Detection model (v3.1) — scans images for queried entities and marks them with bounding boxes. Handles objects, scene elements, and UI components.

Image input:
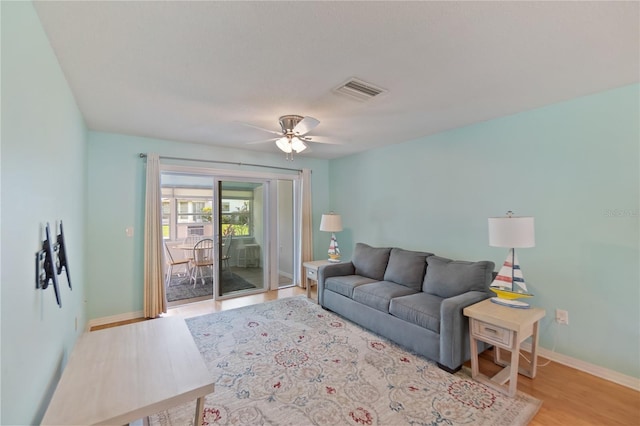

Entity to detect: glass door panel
[277,180,295,287]
[161,172,215,306]
[217,180,266,297]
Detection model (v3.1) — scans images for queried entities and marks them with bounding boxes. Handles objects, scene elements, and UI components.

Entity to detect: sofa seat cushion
[389,293,444,334]
[352,243,392,281]
[383,248,434,290]
[352,281,418,313]
[324,275,378,299]
[423,256,495,299]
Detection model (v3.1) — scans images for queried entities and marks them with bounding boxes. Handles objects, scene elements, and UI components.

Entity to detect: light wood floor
[94,287,640,425]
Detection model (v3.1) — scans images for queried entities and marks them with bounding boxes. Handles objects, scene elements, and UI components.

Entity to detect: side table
[463,299,545,397]
[237,243,260,267]
[303,260,334,302]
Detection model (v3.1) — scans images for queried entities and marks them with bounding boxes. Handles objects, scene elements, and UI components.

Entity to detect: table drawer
[472,319,513,347]
[306,268,318,280]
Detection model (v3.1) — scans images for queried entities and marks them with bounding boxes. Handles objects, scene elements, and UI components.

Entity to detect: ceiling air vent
[334,78,386,102]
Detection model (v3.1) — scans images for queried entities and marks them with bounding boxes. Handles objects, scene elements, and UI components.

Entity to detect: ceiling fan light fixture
[275,137,292,153]
[279,115,304,133]
[291,137,307,153]
[242,114,336,160]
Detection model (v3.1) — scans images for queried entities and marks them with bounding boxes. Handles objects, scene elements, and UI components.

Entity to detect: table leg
[194,396,206,426]
[523,320,540,378]
[494,345,502,365]
[469,334,479,378]
[508,333,520,397]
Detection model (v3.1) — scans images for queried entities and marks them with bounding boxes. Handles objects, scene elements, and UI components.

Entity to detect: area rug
[167,273,256,302]
[149,296,541,425]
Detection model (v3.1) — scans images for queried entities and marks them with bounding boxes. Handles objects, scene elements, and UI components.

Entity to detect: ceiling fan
[244,115,337,160]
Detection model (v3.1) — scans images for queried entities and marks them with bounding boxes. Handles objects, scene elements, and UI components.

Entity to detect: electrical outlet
[556,309,569,325]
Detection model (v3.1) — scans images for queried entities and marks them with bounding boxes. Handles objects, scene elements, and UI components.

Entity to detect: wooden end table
[463,299,546,397]
[303,260,334,301]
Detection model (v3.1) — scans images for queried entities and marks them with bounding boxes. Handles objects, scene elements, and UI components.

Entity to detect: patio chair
[180,235,203,261]
[221,233,233,273]
[164,241,190,287]
[191,238,214,287]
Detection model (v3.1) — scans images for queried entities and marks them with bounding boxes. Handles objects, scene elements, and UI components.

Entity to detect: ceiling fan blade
[236,121,282,136]
[293,116,320,136]
[246,137,280,145]
[302,135,342,145]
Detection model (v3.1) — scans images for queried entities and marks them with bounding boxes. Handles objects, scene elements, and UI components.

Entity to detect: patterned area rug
[149,297,541,425]
[167,273,256,302]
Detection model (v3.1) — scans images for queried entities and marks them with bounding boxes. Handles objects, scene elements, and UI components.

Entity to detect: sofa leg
[437,362,461,374]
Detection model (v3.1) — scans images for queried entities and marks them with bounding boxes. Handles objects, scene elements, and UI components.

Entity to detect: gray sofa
[317,243,495,372]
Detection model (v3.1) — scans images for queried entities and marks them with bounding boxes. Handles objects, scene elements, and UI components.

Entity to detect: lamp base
[490,297,530,309]
[327,258,341,263]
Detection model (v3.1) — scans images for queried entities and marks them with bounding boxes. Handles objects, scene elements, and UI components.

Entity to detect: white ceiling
[33,1,639,159]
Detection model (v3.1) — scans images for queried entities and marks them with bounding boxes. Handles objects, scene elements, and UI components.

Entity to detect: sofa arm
[439,291,492,371]
[317,262,355,306]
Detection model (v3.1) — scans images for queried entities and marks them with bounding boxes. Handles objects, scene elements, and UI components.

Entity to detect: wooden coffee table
[42,317,214,425]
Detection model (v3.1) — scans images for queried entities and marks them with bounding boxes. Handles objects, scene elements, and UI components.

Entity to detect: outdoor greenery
[222,201,250,236]
[163,224,247,239]
[162,200,251,238]
[201,206,212,222]
[223,223,249,236]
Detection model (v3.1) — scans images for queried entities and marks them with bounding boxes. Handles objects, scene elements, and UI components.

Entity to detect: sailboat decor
[488,211,535,309]
[328,233,341,262]
[320,212,343,262]
[490,248,533,308]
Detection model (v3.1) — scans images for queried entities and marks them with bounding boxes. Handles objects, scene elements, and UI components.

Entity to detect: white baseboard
[279,271,293,279]
[86,310,144,332]
[521,342,640,391]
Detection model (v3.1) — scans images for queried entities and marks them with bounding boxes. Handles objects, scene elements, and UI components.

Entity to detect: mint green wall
[2,7,636,426]
[1,2,88,424]
[86,132,330,319]
[330,84,640,378]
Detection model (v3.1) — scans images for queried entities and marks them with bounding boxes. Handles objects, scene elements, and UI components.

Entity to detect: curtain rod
[139,153,302,172]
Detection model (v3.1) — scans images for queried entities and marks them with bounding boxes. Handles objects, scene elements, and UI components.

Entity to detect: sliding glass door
[160,166,301,305]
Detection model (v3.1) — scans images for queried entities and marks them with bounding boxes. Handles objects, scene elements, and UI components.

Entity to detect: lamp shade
[488,216,535,248]
[320,213,343,232]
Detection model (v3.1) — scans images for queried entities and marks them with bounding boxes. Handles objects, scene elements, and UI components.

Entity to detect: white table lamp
[488,211,535,308]
[320,213,343,262]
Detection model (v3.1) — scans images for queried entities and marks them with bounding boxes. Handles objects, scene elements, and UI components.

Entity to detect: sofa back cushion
[352,243,392,281]
[383,248,434,290]
[423,256,495,298]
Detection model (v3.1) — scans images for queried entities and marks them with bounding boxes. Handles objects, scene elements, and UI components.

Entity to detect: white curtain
[143,153,166,318]
[299,168,313,288]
